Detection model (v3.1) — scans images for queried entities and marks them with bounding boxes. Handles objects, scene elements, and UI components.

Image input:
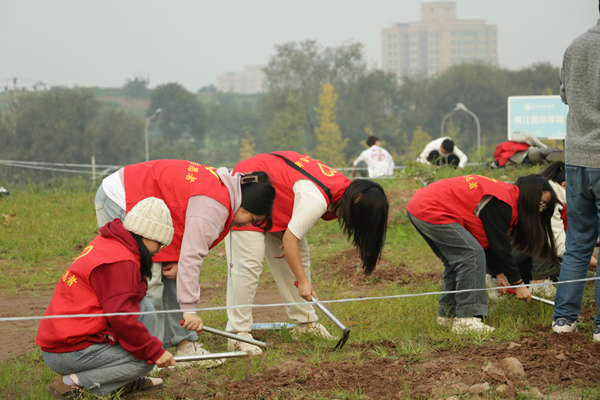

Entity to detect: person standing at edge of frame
[551,1,600,341]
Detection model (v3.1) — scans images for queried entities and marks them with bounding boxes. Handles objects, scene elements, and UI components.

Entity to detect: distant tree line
[0,39,560,175]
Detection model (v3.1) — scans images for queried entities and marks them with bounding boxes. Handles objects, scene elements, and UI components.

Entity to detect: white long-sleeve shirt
[352,145,395,178]
[417,137,468,169]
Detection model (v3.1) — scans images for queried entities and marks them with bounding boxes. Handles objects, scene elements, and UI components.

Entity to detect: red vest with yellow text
[35,235,139,349]
[407,175,519,249]
[233,152,350,232]
[124,160,234,261]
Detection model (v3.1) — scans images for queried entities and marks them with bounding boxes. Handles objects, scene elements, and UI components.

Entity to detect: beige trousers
[225,230,318,333]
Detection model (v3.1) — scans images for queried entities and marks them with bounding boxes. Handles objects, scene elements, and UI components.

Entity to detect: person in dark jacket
[37,197,176,399]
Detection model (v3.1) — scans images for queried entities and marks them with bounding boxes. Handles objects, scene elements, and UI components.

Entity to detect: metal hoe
[294,281,350,350]
[180,320,271,366]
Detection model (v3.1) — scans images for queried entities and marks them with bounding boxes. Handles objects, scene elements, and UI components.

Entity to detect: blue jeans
[42,298,156,397]
[94,185,197,347]
[407,211,488,318]
[553,166,600,326]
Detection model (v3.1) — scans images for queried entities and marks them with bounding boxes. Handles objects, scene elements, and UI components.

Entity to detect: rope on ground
[1,277,597,323]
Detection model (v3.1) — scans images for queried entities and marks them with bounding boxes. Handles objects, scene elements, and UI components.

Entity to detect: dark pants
[427,151,459,167]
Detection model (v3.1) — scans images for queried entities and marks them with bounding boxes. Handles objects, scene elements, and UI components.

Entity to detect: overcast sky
[0,1,595,92]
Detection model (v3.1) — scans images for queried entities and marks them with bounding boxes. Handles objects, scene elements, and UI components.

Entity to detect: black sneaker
[116,376,163,395]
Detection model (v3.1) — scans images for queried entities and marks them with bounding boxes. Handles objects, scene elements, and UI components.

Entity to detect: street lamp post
[440,102,481,160]
[145,108,162,162]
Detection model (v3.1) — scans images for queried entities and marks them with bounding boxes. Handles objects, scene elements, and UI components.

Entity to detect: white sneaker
[485,274,502,300]
[175,341,225,369]
[452,317,495,334]
[529,279,556,298]
[291,322,336,340]
[227,332,263,356]
[552,318,577,333]
[437,316,455,328]
[594,325,600,342]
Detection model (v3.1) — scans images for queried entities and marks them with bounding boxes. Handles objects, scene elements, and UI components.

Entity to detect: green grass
[1,166,599,399]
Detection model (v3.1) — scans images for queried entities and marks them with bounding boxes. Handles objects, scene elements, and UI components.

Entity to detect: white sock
[63,374,80,386]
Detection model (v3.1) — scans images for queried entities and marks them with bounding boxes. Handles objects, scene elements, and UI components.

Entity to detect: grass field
[1,164,599,399]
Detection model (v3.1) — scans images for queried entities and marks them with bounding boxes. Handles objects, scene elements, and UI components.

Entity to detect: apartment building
[215,65,265,94]
[382,2,497,79]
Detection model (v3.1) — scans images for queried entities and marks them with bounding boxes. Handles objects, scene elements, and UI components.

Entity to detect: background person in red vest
[94,160,275,367]
[37,197,176,398]
[406,174,557,334]
[225,152,388,355]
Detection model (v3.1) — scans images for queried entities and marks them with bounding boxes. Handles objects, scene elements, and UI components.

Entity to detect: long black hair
[540,161,566,185]
[240,171,276,231]
[338,179,388,275]
[130,232,154,280]
[511,174,557,263]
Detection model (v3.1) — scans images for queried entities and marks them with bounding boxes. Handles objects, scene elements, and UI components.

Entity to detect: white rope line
[1,276,597,323]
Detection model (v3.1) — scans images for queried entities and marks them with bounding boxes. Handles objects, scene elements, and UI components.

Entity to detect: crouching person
[36,197,176,399]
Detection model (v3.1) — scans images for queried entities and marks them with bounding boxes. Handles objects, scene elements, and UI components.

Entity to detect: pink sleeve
[176,196,230,310]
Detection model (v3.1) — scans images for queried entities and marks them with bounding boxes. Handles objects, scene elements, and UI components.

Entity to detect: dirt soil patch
[2,246,600,399]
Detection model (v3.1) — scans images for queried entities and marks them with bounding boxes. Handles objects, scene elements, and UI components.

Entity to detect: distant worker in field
[417,137,468,169]
[37,197,176,398]
[351,135,395,178]
[406,174,557,334]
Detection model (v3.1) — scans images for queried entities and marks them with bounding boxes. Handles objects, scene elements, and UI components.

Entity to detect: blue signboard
[507,95,568,140]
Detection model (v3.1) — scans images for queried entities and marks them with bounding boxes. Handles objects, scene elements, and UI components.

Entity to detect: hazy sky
[0,1,595,92]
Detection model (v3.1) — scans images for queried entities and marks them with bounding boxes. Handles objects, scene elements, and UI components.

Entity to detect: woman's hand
[515,285,531,303]
[495,273,510,294]
[161,262,178,280]
[154,350,176,368]
[181,313,203,333]
[273,243,285,259]
[296,280,317,302]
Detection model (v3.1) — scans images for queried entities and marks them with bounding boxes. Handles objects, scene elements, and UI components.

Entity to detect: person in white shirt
[351,136,395,178]
[417,137,468,169]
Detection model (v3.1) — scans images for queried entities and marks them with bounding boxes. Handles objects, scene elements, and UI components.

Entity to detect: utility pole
[12,77,17,136]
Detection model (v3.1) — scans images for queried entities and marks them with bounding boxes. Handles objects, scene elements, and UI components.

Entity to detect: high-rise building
[215,65,265,94]
[382,2,497,79]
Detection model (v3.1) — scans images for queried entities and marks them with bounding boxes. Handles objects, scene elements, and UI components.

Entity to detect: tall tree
[313,84,347,168]
[263,40,367,151]
[239,130,256,161]
[5,88,99,163]
[123,75,149,99]
[148,83,206,145]
[264,92,305,153]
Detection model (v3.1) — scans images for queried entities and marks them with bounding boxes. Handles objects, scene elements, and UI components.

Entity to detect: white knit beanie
[123,197,174,246]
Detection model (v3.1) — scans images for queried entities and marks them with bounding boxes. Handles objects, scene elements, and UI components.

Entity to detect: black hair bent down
[338,179,388,275]
[130,232,154,280]
[240,171,276,231]
[441,139,455,153]
[540,161,566,185]
[511,174,557,263]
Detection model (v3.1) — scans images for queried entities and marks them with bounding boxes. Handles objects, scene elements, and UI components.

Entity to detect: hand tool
[294,281,350,350]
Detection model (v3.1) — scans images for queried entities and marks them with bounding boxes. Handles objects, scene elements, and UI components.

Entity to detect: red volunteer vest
[407,175,519,249]
[124,160,234,261]
[36,235,139,349]
[233,152,350,232]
